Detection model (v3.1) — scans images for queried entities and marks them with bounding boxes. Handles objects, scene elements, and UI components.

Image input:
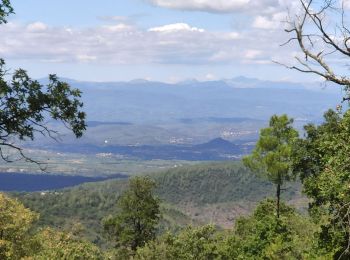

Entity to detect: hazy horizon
[2,0,326,83]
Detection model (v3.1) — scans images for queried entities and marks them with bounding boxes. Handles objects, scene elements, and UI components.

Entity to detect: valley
[0,77,338,256]
[1,77,339,178]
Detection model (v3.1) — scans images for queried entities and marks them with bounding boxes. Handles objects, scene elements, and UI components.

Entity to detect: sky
[0,0,341,82]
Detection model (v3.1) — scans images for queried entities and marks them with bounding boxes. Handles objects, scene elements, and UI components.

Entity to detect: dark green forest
[14,162,303,247]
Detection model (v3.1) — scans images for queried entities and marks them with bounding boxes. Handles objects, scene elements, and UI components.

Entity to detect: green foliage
[31,228,104,260]
[154,162,277,205]
[243,114,298,184]
[0,0,13,24]
[0,193,103,259]
[292,109,342,182]
[226,199,318,260]
[16,179,130,246]
[103,176,161,251]
[292,109,350,258]
[136,225,223,260]
[136,200,320,260]
[0,60,86,144]
[243,114,298,217]
[14,162,302,246]
[0,193,38,259]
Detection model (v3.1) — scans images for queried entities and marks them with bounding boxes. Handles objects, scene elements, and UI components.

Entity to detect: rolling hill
[13,161,305,246]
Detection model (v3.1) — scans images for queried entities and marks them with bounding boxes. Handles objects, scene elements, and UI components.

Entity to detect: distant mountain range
[40,76,341,123]
[32,77,343,148]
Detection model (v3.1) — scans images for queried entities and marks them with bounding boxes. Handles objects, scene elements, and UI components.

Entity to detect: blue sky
[10,0,233,30]
[0,0,333,82]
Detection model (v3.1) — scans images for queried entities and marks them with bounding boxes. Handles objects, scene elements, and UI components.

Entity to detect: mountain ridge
[30,77,342,148]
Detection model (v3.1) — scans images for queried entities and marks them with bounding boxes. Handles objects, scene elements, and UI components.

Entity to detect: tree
[226,199,319,259]
[243,114,298,218]
[0,0,13,24]
[0,192,104,259]
[136,225,222,260]
[0,1,86,166]
[0,193,38,259]
[103,176,161,252]
[136,201,319,260]
[282,0,350,101]
[292,109,350,259]
[281,1,350,257]
[31,228,104,260]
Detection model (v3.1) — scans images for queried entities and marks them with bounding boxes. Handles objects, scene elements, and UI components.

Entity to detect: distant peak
[178,79,199,85]
[230,76,260,83]
[233,76,252,80]
[207,137,231,144]
[129,79,150,84]
[195,137,236,150]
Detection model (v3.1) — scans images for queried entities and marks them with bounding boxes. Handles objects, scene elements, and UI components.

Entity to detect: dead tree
[281,0,350,101]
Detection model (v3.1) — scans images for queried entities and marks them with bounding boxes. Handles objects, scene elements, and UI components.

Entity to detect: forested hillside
[14,162,303,246]
[154,162,301,205]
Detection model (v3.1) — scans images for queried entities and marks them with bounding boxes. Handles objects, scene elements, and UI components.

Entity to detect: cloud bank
[148,23,205,33]
[145,0,249,13]
[144,0,296,14]
[0,20,296,67]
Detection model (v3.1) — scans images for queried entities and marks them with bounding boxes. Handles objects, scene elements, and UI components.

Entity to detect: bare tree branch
[280,0,350,100]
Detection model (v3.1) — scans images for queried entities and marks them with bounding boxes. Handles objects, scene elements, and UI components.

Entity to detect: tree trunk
[276,183,281,219]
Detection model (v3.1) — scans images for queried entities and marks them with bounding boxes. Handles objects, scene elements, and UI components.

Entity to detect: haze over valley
[14,76,339,171]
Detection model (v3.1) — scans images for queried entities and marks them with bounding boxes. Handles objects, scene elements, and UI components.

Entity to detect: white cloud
[243,59,272,65]
[102,23,134,32]
[145,0,249,13]
[252,11,286,30]
[253,16,278,29]
[76,54,97,62]
[26,22,47,32]
[148,23,204,33]
[0,20,295,68]
[244,49,262,59]
[226,32,241,39]
[205,73,216,80]
[99,16,130,23]
[144,0,297,14]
